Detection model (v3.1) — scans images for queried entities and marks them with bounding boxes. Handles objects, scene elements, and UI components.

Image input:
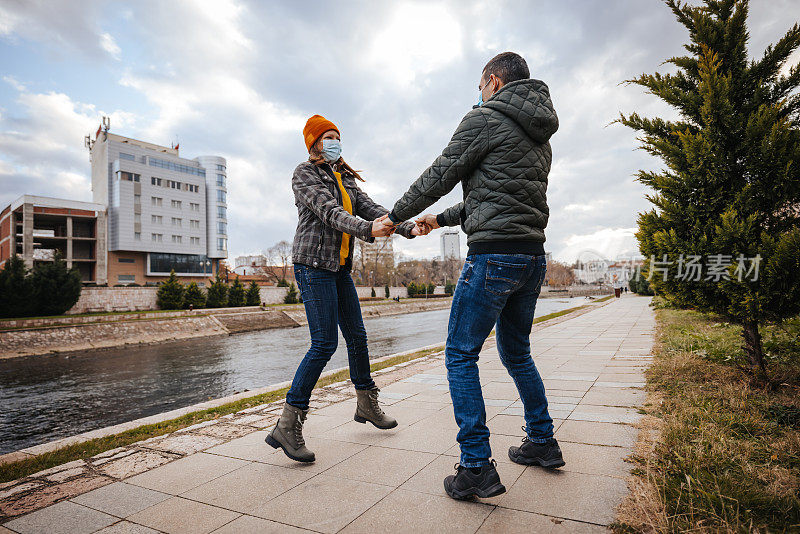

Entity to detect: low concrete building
[0,195,107,284]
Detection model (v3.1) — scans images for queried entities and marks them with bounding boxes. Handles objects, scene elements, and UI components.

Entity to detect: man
[383,52,564,500]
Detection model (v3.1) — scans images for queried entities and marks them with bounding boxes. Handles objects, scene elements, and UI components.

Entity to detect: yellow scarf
[334,171,352,265]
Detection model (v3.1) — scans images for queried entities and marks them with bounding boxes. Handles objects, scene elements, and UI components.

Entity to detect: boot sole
[265,434,315,463]
[444,480,507,500]
[354,414,398,429]
[508,448,565,468]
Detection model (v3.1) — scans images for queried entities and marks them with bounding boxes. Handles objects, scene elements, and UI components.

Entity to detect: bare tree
[267,241,292,282]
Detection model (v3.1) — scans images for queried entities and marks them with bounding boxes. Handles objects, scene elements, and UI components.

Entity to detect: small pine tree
[619,0,800,377]
[371,287,376,298]
[30,253,82,316]
[183,281,206,309]
[206,274,228,308]
[245,281,261,306]
[284,282,299,304]
[277,278,290,287]
[156,270,184,310]
[384,285,390,299]
[0,255,35,318]
[444,282,456,296]
[228,277,246,307]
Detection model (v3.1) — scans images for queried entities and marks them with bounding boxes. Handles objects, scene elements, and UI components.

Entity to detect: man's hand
[415,214,440,234]
[411,221,431,236]
[372,214,396,237]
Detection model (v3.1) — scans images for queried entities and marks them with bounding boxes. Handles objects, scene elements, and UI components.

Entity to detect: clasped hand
[371,213,440,237]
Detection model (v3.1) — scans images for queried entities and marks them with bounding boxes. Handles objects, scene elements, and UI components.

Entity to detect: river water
[0,297,584,454]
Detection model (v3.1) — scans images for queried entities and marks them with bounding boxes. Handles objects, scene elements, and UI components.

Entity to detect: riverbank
[0,298,455,360]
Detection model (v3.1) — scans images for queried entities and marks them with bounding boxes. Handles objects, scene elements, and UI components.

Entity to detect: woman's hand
[372,214,396,237]
[411,222,431,236]
[415,214,440,230]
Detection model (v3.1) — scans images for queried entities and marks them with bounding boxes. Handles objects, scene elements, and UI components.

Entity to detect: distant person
[266,115,430,463]
[380,52,564,499]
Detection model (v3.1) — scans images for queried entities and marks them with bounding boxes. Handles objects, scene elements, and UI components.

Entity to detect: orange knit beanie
[303,115,339,151]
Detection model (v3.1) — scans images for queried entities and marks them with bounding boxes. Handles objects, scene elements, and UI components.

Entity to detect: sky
[0,0,797,264]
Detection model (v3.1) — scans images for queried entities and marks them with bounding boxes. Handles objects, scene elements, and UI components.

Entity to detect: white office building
[89,125,227,285]
[440,229,460,260]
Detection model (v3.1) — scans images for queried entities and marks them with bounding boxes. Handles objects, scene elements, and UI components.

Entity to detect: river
[0,297,584,454]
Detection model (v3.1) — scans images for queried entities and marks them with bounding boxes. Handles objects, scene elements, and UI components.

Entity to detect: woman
[267,114,428,463]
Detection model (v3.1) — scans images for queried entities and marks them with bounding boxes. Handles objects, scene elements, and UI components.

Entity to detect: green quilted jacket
[388,78,558,255]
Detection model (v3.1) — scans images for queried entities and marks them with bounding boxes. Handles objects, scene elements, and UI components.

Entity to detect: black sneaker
[443,459,506,500]
[508,432,565,468]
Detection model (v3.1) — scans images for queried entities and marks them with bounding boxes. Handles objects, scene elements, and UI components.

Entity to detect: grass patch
[615,304,800,533]
[0,346,442,484]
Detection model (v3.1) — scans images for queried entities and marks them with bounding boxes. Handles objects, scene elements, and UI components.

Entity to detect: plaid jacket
[291,160,415,271]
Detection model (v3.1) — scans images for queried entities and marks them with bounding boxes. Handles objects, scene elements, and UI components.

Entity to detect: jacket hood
[482,78,558,144]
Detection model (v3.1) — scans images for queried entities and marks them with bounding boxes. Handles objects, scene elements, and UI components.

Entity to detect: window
[216,164,225,171]
[134,232,141,241]
[217,221,227,234]
[216,174,225,187]
[190,237,200,245]
[186,184,199,193]
[148,253,212,275]
[149,157,206,177]
[119,171,140,182]
[118,274,136,283]
[217,206,226,219]
[217,190,226,203]
[119,152,135,161]
[190,219,200,229]
[190,202,200,211]
[151,177,162,186]
[118,258,136,263]
[171,200,182,209]
[151,196,162,206]
[151,215,162,224]
[217,237,227,251]
[172,217,182,227]
[134,214,141,224]
[151,233,163,242]
[171,235,182,243]
[134,194,141,205]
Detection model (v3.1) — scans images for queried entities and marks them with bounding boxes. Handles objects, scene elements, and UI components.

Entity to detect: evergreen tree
[284,282,299,304]
[246,281,261,306]
[228,277,246,307]
[371,287,376,298]
[277,278,290,287]
[30,253,82,316]
[156,270,184,310]
[619,0,800,377]
[0,255,35,318]
[206,274,228,308]
[384,285,390,299]
[183,281,206,309]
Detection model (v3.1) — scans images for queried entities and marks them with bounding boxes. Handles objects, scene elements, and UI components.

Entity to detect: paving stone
[141,433,224,455]
[569,406,642,424]
[1,475,113,520]
[477,506,610,533]
[558,442,632,478]
[499,469,627,525]
[4,501,116,534]
[209,515,315,533]
[126,453,248,495]
[250,474,392,533]
[324,446,437,487]
[581,388,647,407]
[557,423,639,450]
[127,496,239,534]
[71,482,170,518]
[256,436,368,474]
[192,422,255,440]
[98,449,176,479]
[341,488,494,534]
[94,521,161,533]
[180,462,315,514]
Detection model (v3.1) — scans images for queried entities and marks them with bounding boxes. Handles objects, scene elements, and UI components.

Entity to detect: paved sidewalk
[2,295,654,534]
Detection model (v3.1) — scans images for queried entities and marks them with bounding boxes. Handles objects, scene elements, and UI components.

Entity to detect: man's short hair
[482,52,529,84]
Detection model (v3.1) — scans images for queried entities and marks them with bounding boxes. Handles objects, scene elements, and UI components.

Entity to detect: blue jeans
[446,253,553,467]
[286,263,376,410]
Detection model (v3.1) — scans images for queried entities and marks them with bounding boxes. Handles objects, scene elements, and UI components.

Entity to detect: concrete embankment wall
[0,298,454,359]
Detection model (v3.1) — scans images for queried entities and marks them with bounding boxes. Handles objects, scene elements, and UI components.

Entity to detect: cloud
[99,32,120,60]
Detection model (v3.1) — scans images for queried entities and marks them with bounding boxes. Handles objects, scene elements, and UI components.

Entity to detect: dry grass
[614,304,800,533]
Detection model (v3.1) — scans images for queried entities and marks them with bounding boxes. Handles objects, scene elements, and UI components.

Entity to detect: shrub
[384,285,390,298]
[444,282,456,296]
[156,270,184,310]
[371,287,376,298]
[206,274,228,308]
[284,282,299,304]
[277,278,290,287]
[30,253,82,316]
[183,282,206,309]
[245,281,261,306]
[0,255,35,318]
[228,277,246,307]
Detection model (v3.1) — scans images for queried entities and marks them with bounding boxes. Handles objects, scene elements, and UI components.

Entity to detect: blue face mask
[476,91,483,107]
[321,139,341,162]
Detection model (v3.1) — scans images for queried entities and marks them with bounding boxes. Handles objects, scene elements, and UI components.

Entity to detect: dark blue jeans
[286,263,376,410]
[446,253,553,467]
